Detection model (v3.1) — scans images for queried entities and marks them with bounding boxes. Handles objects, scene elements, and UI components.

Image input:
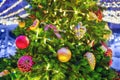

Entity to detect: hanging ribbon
[44,24,62,39]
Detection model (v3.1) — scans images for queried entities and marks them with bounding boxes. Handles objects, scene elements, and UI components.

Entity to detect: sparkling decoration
[15,35,29,49]
[0,70,9,77]
[45,24,62,39]
[74,22,86,40]
[19,21,25,28]
[87,12,97,21]
[57,47,72,62]
[28,19,39,30]
[17,55,34,72]
[84,52,96,70]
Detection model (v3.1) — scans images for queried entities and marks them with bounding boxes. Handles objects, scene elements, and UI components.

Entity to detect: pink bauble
[15,35,29,49]
[17,55,34,72]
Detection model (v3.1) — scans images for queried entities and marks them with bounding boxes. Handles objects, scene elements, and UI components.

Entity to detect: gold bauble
[57,47,72,62]
[19,21,25,28]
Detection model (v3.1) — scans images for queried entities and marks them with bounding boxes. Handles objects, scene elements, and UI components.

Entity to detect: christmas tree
[0,0,119,80]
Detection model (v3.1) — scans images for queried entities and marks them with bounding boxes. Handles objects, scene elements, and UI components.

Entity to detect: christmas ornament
[57,47,72,62]
[15,35,29,49]
[84,52,96,70]
[95,9,102,22]
[87,40,94,47]
[17,55,34,72]
[0,70,9,77]
[101,42,112,58]
[87,12,97,20]
[19,21,25,28]
[28,19,39,30]
[74,22,86,40]
[45,24,62,39]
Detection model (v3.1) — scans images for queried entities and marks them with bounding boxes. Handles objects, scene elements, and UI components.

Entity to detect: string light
[63,11,66,16]
[75,10,78,14]
[46,63,50,71]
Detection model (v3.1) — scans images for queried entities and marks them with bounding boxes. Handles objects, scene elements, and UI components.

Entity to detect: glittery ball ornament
[19,21,25,28]
[17,55,34,72]
[15,35,29,49]
[74,22,86,40]
[57,47,72,62]
[84,52,96,70]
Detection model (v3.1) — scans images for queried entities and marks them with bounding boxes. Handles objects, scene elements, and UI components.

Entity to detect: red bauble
[15,35,29,49]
